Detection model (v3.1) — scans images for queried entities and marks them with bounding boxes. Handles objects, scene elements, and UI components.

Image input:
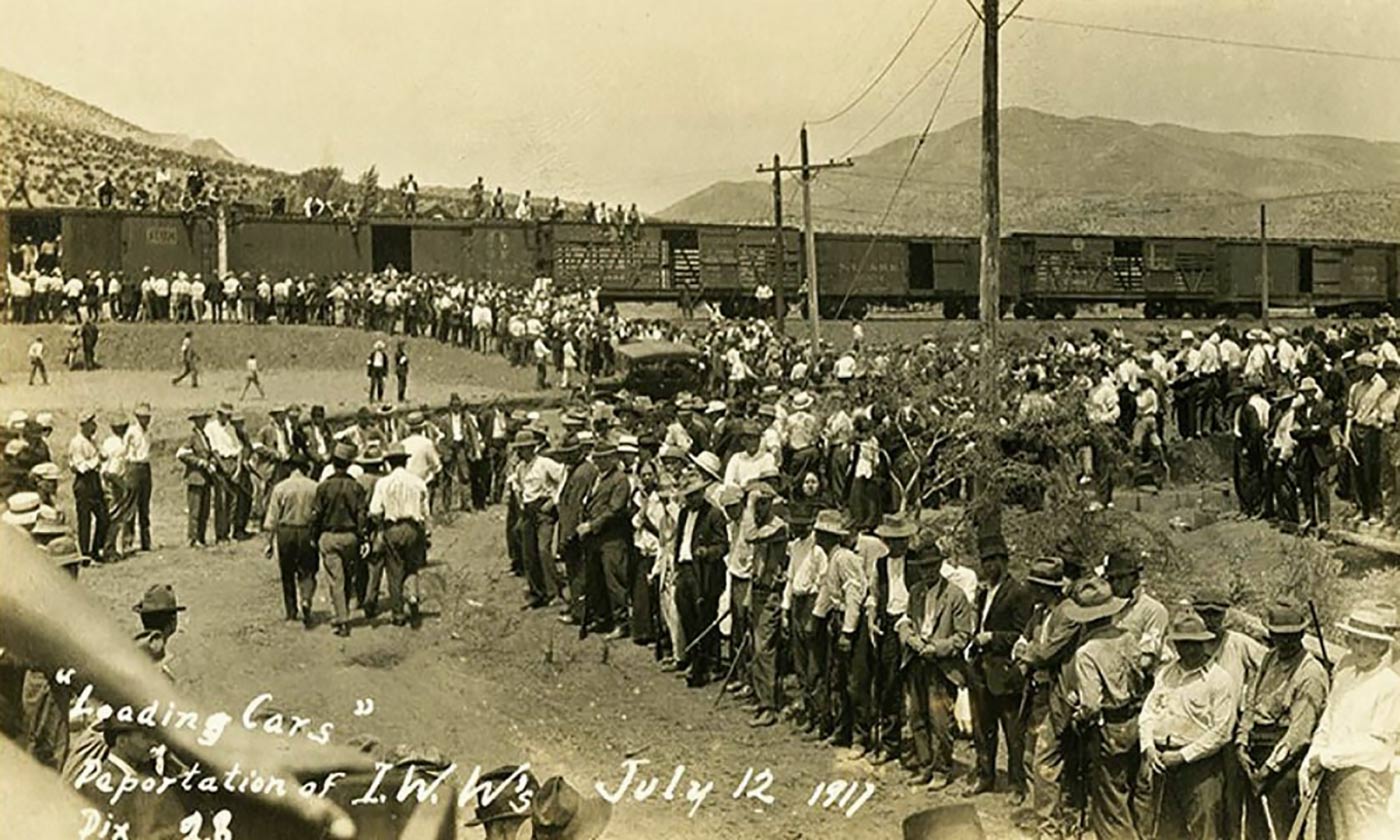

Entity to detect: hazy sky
[4,0,1397,210]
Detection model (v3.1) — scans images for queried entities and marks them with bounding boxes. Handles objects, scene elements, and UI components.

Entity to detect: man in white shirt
[204,404,243,542]
[125,403,154,551]
[1083,371,1120,509]
[724,423,777,489]
[28,335,47,385]
[100,417,136,558]
[368,443,432,626]
[69,411,109,563]
[399,412,443,486]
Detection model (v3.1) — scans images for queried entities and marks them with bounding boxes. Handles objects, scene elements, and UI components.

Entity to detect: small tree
[297,166,342,201]
[357,165,380,215]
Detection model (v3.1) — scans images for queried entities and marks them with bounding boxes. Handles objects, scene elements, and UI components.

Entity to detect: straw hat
[689,451,723,481]
[1337,601,1399,642]
[814,509,849,536]
[874,512,917,540]
[1166,611,1214,643]
[1026,557,1068,588]
[3,491,42,527]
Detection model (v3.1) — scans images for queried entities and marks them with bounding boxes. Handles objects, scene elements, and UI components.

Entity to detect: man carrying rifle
[1300,601,1400,839]
[1234,598,1328,840]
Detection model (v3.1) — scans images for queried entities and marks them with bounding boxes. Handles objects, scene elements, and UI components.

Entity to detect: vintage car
[593,340,707,401]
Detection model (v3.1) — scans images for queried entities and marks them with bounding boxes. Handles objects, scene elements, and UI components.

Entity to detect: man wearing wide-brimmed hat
[580,442,633,636]
[783,390,822,480]
[1291,375,1334,535]
[439,392,487,512]
[743,482,788,728]
[67,410,109,563]
[809,510,863,744]
[464,765,540,840]
[553,436,599,629]
[675,469,731,688]
[1138,611,1237,839]
[176,409,215,547]
[399,410,442,487]
[530,776,611,840]
[367,338,389,402]
[1234,597,1328,840]
[895,524,972,791]
[1063,577,1138,840]
[1103,549,1169,678]
[860,512,919,761]
[263,452,320,625]
[368,442,431,628]
[310,441,367,636]
[508,429,566,610]
[1301,601,1400,838]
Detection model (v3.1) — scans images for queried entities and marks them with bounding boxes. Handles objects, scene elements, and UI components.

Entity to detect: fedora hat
[791,391,814,411]
[464,765,540,828]
[680,474,711,497]
[1337,601,1399,642]
[510,430,540,449]
[814,509,850,536]
[1027,556,1068,588]
[30,508,69,539]
[448,392,463,407]
[132,584,186,615]
[376,403,396,415]
[616,434,640,454]
[332,441,357,462]
[46,536,85,567]
[1191,587,1230,614]
[690,451,723,481]
[530,776,612,840]
[1062,577,1127,624]
[1166,611,1215,643]
[1102,549,1144,578]
[717,485,744,507]
[356,443,386,466]
[405,411,426,427]
[187,409,210,421]
[874,513,917,540]
[383,442,410,463]
[1264,597,1307,635]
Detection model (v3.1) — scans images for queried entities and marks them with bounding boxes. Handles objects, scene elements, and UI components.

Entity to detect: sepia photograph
[2,1,1400,837]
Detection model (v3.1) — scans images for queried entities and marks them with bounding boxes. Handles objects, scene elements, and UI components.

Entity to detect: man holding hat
[1301,600,1400,839]
[263,452,320,624]
[1234,597,1328,840]
[1064,577,1138,840]
[1137,611,1238,839]
[125,403,154,551]
[894,526,973,791]
[68,410,108,563]
[309,441,367,636]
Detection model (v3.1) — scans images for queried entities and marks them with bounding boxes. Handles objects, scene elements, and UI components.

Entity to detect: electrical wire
[1013,14,1400,64]
[998,0,1030,28]
[811,0,947,126]
[832,23,978,318]
[838,18,978,159]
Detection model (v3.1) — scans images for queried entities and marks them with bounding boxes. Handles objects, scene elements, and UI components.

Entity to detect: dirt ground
[10,319,1395,839]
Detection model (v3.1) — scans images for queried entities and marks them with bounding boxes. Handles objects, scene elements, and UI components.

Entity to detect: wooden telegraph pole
[757,127,852,361]
[1260,203,1270,328]
[771,154,785,333]
[978,0,1001,412]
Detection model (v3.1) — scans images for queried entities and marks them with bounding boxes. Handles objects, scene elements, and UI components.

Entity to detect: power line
[810,0,947,126]
[998,0,1030,27]
[835,23,978,318]
[839,19,979,158]
[1013,14,1400,64]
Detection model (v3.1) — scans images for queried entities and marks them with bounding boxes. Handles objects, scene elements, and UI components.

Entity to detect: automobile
[593,340,707,402]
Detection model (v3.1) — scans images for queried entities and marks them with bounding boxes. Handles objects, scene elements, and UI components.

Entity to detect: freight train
[4,207,1396,319]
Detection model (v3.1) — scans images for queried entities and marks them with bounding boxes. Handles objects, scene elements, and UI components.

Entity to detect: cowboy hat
[1337,601,1399,642]
[1166,611,1215,643]
[1062,577,1127,624]
[813,509,850,536]
[874,513,917,540]
[1263,597,1307,635]
[132,584,186,614]
[530,776,612,840]
[46,536,85,568]
[331,441,357,462]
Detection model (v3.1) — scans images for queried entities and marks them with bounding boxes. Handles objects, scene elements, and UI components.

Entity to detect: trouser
[186,484,210,544]
[1086,718,1141,840]
[1242,740,1301,840]
[790,593,825,723]
[561,537,588,623]
[520,503,560,603]
[750,584,783,713]
[1353,426,1382,518]
[535,361,548,389]
[825,616,858,743]
[1237,443,1264,516]
[211,478,230,540]
[489,444,507,503]
[73,474,109,562]
[1270,457,1298,523]
[232,475,253,537]
[672,562,703,665]
[29,359,47,385]
[1299,457,1333,527]
[1149,750,1225,840]
[396,373,407,402]
[693,561,724,680]
[595,537,628,627]
[129,462,152,549]
[506,496,522,575]
[275,525,318,618]
[377,521,423,619]
[628,546,656,641]
[369,375,385,402]
[1027,687,1078,835]
[1315,766,1397,840]
[969,673,1027,790]
[1092,436,1115,506]
[857,616,904,754]
[317,531,359,625]
[102,473,135,557]
[903,659,956,773]
[172,360,198,386]
[468,459,489,509]
[727,574,752,685]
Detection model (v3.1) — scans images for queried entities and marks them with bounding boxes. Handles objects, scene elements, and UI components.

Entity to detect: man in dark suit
[553,438,598,627]
[176,410,215,547]
[439,392,487,511]
[686,477,731,687]
[966,526,1034,803]
[578,444,633,638]
[1292,376,1334,535]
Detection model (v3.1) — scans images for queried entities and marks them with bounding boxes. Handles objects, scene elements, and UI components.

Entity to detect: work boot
[749,710,777,728]
[301,605,314,630]
[408,599,421,629]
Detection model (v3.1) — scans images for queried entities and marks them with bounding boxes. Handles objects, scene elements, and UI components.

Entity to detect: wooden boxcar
[812,234,991,318]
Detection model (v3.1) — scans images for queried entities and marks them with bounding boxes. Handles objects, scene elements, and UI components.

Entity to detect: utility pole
[978,0,1001,412]
[771,154,785,333]
[758,126,853,361]
[1259,203,1270,328]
